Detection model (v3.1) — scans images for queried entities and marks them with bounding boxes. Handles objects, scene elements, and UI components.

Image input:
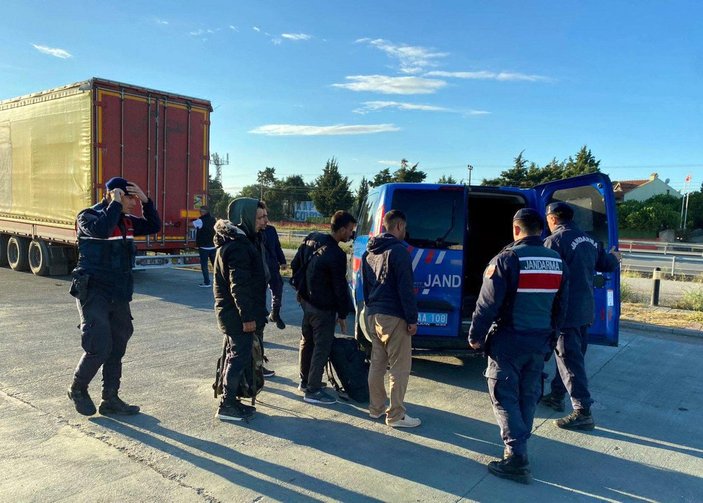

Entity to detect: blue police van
[351,172,620,352]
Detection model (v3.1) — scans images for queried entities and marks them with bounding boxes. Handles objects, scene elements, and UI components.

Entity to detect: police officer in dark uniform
[67,177,161,416]
[540,202,620,430]
[469,208,568,484]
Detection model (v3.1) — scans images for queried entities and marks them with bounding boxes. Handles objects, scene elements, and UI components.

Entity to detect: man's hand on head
[126,182,148,203]
[109,188,125,203]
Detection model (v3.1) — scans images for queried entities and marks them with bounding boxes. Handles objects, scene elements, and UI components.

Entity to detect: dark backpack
[213,332,264,405]
[326,337,370,403]
[290,234,326,297]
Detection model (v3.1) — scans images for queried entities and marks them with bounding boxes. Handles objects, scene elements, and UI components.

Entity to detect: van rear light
[353,257,361,272]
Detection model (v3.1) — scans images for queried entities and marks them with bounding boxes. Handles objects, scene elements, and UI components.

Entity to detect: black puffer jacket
[213,200,268,335]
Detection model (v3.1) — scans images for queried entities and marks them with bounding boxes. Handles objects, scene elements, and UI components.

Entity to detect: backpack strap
[325,360,350,402]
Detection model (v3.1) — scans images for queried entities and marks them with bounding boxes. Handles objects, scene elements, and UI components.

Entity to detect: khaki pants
[367,313,412,422]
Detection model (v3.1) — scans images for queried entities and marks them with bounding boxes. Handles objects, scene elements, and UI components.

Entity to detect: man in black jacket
[362,210,420,428]
[67,177,161,416]
[213,198,269,421]
[291,210,356,405]
[193,205,216,287]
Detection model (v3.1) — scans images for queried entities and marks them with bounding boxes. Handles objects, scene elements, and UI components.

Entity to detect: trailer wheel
[28,239,51,276]
[0,234,8,267]
[7,236,30,271]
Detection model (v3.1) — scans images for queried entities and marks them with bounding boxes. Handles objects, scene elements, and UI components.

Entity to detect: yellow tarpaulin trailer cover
[0,84,92,227]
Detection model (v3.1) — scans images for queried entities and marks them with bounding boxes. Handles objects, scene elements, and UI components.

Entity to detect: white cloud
[378,160,402,166]
[32,44,72,59]
[281,33,311,41]
[464,110,491,116]
[229,25,239,32]
[357,38,448,74]
[189,28,218,36]
[425,70,550,82]
[249,123,400,136]
[155,19,169,25]
[355,100,449,114]
[333,75,446,95]
[253,26,261,32]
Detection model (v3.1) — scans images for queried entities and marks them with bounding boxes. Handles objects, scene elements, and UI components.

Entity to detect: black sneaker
[216,399,255,422]
[67,387,96,416]
[98,392,140,415]
[487,454,531,484]
[555,409,595,430]
[541,392,566,412]
[298,381,327,392]
[262,367,276,378]
[304,388,337,405]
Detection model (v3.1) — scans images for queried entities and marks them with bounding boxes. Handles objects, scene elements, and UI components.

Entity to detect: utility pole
[210,152,229,183]
[467,164,474,187]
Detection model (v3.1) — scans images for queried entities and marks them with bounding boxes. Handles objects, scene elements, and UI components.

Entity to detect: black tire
[0,234,8,267]
[7,236,30,272]
[28,239,51,276]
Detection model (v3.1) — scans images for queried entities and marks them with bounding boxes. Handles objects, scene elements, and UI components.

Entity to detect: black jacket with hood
[362,232,418,325]
[213,198,269,335]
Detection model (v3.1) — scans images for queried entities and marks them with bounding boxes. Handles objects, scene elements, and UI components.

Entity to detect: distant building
[612,173,682,202]
[293,201,322,221]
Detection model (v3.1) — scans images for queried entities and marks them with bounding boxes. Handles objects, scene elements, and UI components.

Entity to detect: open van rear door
[535,173,620,346]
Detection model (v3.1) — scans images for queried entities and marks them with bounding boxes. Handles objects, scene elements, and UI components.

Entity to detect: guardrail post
[671,256,676,275]
[650,267,661,306]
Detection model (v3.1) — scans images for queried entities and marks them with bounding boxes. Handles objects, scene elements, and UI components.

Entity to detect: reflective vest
[509,243,564,332]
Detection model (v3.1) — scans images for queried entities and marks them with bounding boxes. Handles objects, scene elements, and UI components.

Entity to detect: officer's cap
[546,201,574,220]
[105,177,130,194]
[512,208,543,229]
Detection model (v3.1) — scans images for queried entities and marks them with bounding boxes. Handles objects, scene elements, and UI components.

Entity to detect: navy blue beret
[105,177,130,194]
[546,202,574,220]
[512,207,543,228]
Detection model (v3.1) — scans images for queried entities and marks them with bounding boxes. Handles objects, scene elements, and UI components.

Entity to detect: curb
[620,320,703,339]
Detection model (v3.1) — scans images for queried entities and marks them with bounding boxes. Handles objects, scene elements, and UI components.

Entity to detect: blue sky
[2,1,701,195]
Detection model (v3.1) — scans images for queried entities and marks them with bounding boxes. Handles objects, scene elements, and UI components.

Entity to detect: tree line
[205,146,702,234]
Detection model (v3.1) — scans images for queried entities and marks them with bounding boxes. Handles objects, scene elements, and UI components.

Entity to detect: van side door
[535,173,620,346]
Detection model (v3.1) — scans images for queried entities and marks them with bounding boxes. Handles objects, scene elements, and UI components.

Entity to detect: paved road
[1,267,702,502]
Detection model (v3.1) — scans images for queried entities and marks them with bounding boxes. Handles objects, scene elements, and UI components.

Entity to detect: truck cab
[351,172,620,352]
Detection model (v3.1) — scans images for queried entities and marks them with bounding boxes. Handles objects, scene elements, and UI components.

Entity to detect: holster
[69,270,91,302]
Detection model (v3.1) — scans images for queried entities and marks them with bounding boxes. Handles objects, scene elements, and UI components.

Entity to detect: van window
[357,191,380,236]
[391,189,465,249]
[549,185,608,245]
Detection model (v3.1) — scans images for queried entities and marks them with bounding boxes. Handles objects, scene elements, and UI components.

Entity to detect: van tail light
[353,257,361,272]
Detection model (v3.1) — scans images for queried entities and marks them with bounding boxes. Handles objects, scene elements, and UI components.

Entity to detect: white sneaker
[386,414,421,428]
[198,283,211,288]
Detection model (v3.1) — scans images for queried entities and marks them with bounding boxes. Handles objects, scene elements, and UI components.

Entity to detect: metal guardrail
[620,239,703,257]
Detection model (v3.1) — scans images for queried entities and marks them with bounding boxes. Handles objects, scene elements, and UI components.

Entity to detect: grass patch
[673,287,703,311]
[621,281,646,304]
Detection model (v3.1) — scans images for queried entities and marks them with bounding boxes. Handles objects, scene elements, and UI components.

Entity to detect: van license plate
[418,312,448,327]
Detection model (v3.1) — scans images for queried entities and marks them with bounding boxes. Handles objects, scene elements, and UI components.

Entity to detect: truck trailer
[0,78,212,275]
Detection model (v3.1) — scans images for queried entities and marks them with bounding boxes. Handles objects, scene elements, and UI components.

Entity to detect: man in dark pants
[540,202,620,430]
[263,222,287,330]
[193,205,216,287]
[68,177,161,416]
[213,198,269,422]
[469,208,568,484]
[291,210,356,405]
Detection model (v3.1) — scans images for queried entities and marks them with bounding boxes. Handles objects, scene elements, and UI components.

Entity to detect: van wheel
[0,234,8,267]
[7,236,30,271]
[28,239,51,276]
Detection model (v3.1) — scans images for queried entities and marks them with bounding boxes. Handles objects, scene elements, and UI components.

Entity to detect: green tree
[371,167,393,187]
[393,159,427,183]
[482,151,530,187]
[352,176,370,216]
[563,146,600,178]
[207,175,233,219]
[309,157,354,217]
[437,174,458,184]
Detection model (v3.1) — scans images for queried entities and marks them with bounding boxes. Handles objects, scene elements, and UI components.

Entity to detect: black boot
[555,409,595,430]
[215,396,255,422]
[268,307,286,330]
[67,384,96,416]
[541,392,566,412]
[487,454,531,484]
[99,389,140,415]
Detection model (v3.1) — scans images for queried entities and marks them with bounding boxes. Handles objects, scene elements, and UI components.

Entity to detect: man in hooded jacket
[213,198,269,421]
[362,210,420,428]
